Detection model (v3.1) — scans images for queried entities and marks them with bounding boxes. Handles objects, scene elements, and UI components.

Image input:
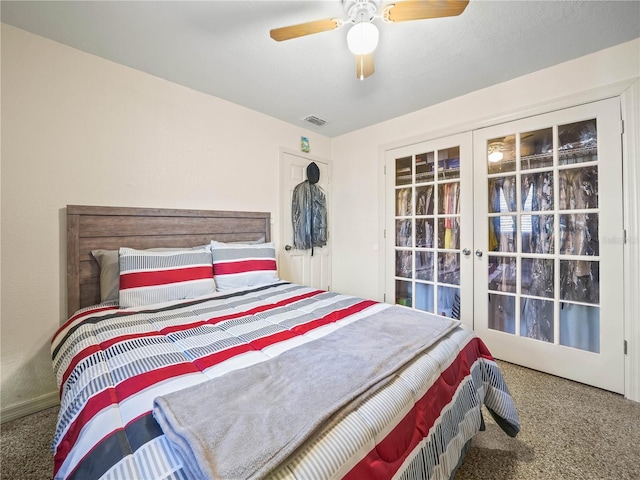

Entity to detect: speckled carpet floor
[454,361,640,480]
[1,361,639,479]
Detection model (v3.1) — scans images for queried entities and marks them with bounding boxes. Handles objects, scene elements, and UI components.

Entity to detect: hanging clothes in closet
[292,162,327,255]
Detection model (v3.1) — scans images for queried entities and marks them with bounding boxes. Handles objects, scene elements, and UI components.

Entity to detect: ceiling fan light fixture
[347,21,379,55]
[271,0,468,80]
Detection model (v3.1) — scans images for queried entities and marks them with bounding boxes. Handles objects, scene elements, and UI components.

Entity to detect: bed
[52,205,519,480]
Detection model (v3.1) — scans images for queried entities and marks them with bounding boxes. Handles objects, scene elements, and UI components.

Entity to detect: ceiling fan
[270,0,469,80]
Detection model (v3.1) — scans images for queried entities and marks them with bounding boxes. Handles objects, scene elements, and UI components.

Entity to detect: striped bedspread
[51,281,519,480]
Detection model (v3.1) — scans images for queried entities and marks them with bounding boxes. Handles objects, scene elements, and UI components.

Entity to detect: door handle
[475,249,483,258]
[462,248,471,256]
[285,245,292,251]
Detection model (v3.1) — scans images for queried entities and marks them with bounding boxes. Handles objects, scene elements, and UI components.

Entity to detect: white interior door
[473,98,624,393]
[279,150,331,290]
[385,132,474,328]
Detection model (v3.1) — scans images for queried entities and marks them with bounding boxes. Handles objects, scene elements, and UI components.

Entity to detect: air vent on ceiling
[302,115,328,126]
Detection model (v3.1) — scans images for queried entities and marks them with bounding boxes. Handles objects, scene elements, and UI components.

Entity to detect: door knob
[462,248,471,256]
[285,245,292,251]
[475,249,483,257]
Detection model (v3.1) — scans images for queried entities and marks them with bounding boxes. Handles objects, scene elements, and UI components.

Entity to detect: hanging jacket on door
[292,180,327,252]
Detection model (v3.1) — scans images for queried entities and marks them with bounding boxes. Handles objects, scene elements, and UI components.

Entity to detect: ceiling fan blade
[356,54,374,80]
[384,0,469,22]
[270,18,340,41]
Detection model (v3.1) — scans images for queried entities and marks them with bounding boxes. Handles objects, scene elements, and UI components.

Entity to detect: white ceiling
[2,1,639,137]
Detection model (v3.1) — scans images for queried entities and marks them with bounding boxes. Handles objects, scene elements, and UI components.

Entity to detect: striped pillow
[209,241,278,291]
[92,247,204,303]
[118,248,215,308]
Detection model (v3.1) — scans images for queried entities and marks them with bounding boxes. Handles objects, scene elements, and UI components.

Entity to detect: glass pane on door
[560,303,600,353]
[416,185,434,215]
[416,218,434,247]
[558,167,598,209]
[488,255,517,293]
[488,293,516,334]
[395,156,413,185]
[521,128,553,170]
[521,258,554,297]
[396,188,412,216]
[521,298,554,342]
[558,119,598,165]
[522,215,554,254]
[415,251,434,281]
[487,135,516,174]
[416,152,435,183]
[395,250,412,279]
[396,279,412,307]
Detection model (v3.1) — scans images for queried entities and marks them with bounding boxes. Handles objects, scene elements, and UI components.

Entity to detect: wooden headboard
[67,205,271,315]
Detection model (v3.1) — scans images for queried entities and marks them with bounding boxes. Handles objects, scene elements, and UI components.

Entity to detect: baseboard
[1,392,60,424]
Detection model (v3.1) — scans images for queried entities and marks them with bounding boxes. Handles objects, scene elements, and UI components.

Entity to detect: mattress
[51,281,519,479]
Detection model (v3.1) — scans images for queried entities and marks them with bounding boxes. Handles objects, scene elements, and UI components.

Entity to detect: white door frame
[621,79,640,402]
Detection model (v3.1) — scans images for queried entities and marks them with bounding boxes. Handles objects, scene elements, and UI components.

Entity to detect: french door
[385,98,624,393]
[474,98,624,393]
[385,132,474,329]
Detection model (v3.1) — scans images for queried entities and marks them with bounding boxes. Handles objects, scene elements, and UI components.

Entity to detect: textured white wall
[0,24,331,415]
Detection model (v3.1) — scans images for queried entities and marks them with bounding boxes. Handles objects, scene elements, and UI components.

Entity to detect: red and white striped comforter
[51,281,519,480]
